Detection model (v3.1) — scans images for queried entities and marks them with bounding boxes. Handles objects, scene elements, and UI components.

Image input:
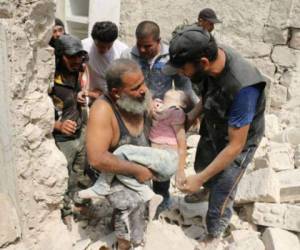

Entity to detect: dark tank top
[102,95,149,152]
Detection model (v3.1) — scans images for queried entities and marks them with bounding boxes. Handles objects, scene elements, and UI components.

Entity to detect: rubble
[262,227,300,250]
[267,142,294,171]
[276,169,300,202]
[252,203,300,232]
[235,168,280,204]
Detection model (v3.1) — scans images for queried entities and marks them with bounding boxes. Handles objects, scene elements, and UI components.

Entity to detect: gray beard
[116,91,151,115]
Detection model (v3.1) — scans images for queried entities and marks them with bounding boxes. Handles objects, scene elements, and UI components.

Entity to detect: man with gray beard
[86,58,153,250]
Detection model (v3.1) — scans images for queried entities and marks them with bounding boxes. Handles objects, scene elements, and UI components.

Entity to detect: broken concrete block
[267,142,294,172]
[186,134,200,148]
[0,194,21,248]
[262,227,300,250]
[229,230,261,243]
[227,236,265,250]
[252,203,300,232]
[263,26,288,44]
[271,46,297,68]
[271,128,300,146]
[235,168,280,204]
[144,221,197,250]
[276,169,300,202]
[265,114,281,139]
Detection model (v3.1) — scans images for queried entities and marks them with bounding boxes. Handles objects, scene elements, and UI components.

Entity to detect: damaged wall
[0,1,72,249]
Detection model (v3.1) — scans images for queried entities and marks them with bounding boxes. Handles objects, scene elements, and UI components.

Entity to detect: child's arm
[172,123,187,189]
[186,99,203,129]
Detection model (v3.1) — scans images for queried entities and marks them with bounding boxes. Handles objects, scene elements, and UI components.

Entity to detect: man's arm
[180,85,261,193]
[186,99,202,129]
[180,125,249,193]
[172,123,187,189]
[86,99,153,183]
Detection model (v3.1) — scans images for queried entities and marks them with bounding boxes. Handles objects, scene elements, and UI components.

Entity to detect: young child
[79,89,190,220]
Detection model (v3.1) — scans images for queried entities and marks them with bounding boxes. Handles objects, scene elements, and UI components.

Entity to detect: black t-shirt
[49,73,82,142]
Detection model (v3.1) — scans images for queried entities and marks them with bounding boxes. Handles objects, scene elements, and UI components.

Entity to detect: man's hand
[134,167,154,183]
[179,174,204,194]
[175,170,186,189]
[59,120,77,135]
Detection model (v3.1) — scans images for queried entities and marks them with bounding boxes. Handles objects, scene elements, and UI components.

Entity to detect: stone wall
[0,1,72,249]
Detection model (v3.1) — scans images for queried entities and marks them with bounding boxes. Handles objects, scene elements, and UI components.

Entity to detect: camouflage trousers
[107,180,147,246]
[56,127,92,217]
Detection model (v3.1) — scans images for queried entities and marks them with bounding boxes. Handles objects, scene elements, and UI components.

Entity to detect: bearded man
[86,58,153,250]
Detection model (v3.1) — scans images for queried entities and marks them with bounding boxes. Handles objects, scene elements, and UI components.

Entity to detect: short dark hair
[106,59,141,92]
[91,21,118,43]
[192,35,218,63]
[135,21,160,41]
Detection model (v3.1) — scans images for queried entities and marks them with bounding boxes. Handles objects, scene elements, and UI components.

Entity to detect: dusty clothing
[49,72,90,217]
[56,127,91,216]
[194,45,266,237]
[49,73,83,142]
[101,95,149,244]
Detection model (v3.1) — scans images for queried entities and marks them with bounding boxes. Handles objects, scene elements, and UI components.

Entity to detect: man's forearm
[198,144,243,183]
[186,100,202,129]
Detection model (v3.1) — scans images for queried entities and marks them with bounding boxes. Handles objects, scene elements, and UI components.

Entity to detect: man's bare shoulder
[90,98,113,118]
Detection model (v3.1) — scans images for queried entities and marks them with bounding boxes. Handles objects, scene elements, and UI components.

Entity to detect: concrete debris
[236,168,280,204]
[266,142,294,172]
[262,227,300,250]
[252,203,300,232]
[264,114,280,139]
[227,236,265,250]
[144,221,198,250]
[276,169,300,202]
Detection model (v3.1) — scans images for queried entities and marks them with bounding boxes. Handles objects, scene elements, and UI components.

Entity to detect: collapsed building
[0,0,299,249]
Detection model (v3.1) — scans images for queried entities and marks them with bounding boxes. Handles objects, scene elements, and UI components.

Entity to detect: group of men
[48,7,266,250]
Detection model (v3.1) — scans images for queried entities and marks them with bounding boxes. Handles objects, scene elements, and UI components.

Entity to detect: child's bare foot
[148,194,163,221]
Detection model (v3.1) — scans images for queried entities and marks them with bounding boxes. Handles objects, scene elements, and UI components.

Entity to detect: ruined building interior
[0,0,300,249]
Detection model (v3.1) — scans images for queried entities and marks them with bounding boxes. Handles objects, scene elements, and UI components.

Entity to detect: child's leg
[114,145,178,181]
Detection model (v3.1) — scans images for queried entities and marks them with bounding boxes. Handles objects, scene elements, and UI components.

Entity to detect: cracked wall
[0,1,73,249]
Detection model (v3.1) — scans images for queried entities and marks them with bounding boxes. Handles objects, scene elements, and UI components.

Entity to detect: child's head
[163,89,189,109]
